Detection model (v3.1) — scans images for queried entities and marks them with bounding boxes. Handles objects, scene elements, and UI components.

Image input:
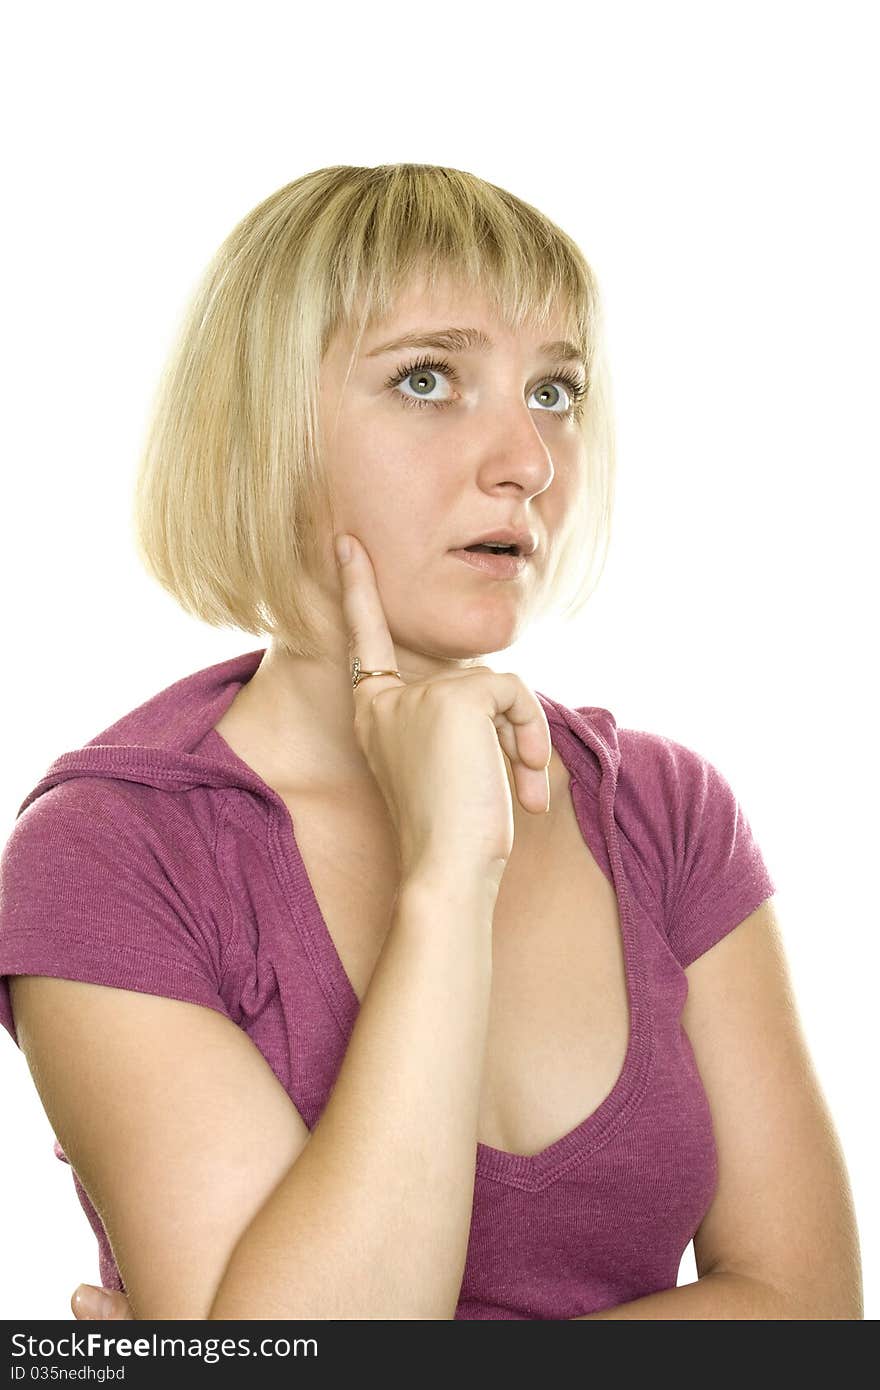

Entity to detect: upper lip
[454,527,538,556]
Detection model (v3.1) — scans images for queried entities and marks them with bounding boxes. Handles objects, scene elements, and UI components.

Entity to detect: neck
[214,640,545,821]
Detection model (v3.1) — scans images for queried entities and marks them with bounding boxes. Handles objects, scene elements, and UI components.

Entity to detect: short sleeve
[662,738,777,968]
[0,777,235,1050]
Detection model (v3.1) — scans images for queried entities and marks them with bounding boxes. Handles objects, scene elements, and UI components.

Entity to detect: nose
[476,407,555,496]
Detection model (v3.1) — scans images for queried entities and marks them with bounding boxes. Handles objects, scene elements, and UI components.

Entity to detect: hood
[16,648,621,820]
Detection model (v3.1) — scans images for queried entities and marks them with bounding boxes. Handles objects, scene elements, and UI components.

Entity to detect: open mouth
[449,547,529,577]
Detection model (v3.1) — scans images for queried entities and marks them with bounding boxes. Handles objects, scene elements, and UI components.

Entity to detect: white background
[1,0,876,1321]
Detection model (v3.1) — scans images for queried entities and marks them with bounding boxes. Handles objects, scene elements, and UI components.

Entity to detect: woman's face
[317,271,587,663]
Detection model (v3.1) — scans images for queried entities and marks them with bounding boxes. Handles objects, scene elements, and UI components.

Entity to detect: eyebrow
[364,325,587,370]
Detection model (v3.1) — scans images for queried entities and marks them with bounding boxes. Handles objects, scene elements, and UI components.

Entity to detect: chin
[425,623,525,662]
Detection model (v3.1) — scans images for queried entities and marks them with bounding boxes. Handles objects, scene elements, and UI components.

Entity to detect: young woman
[0,163,862,1320]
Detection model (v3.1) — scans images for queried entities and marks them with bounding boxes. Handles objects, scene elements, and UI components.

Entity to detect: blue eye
[384,354,587,420]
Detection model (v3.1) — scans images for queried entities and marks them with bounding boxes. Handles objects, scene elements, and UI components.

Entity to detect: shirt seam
[0,930,219,985]
[212,792,246,984]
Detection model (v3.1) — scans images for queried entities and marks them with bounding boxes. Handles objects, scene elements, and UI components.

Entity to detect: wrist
[399,859,505,911]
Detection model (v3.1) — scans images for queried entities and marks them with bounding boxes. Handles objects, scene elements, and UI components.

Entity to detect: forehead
[345,277,583,373]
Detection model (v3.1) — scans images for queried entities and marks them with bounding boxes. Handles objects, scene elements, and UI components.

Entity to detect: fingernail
[74,1284,114,1318]
[334,534,352,566]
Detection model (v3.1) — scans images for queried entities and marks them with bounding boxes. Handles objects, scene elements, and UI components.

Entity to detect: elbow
[765,1274,863,1321]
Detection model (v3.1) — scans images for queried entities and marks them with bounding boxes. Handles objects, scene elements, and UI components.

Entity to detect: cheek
[367,531,458,605]
[331,427,465,549]
[356,462,457,533]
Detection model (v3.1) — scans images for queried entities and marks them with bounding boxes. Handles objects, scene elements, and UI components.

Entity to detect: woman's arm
[676,899,863,1318]
[18,862,499,1321]
[206,867,497,1319]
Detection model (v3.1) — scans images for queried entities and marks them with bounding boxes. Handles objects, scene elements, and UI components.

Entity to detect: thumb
[72,1283,127,1319]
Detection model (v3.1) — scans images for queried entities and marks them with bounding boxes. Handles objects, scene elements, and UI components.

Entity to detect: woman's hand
[336,531,552,877]
[71,1283,134,1319]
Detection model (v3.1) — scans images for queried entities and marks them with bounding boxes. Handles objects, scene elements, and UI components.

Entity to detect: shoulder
[610,726,714,884]
[0,775,236,1052]
[616,725,715,796]
[7,773,218,861]
[609,726,776,969]
[2,779,138,883]
[1,774,231,939]
[614,725,749,848]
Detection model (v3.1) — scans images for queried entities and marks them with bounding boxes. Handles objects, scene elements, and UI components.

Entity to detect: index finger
[335,533,400,690]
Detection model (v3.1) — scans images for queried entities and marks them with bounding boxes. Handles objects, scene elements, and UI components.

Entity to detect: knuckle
[420,680,446,703]
[370,685,399,711]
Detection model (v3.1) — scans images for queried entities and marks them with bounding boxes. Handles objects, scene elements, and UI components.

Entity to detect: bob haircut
[132,163,616,659]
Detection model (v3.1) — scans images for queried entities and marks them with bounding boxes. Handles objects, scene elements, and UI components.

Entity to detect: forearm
[574,1270,813,1319]
[208,868,499,1321]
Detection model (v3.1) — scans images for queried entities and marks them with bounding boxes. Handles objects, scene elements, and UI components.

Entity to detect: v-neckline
[204,694,654,1193]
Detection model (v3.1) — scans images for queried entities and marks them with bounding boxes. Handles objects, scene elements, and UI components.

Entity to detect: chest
[280,768,631,1160]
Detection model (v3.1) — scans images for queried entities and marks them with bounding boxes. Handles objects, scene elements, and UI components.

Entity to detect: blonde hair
[132,163,616,658]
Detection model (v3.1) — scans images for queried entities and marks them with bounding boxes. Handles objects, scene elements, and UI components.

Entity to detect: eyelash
[383,354,588,421]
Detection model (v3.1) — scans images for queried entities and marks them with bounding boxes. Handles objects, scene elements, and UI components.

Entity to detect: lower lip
[449,548,529,578]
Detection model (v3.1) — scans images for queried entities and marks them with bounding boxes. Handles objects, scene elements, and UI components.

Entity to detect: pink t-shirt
[0,648,776,1319]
